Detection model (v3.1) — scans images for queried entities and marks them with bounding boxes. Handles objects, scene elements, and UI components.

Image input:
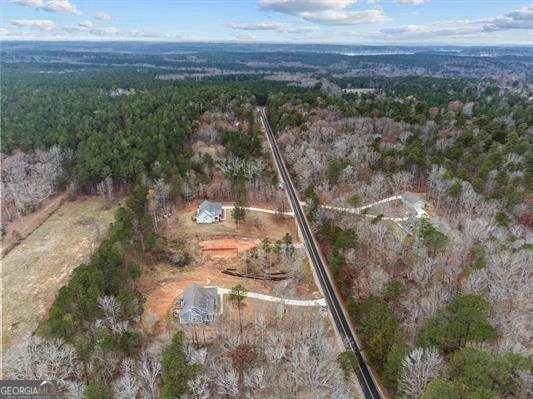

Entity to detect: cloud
[505,5,533,21]
[78,19,93,29]
[232,32,257,41]
[394,0,426,5]
[259,0,355,15]
[8,17,173,39]
[483,5,533,32]
[95,11,112,21]
[228,20,318,33]
[375,24,479,38]
[0,28,13,37]
[259,0,389,25]
[10,0,81,16]
[300,9,388,24]
[9,18,56,30]
[370,4,533,40]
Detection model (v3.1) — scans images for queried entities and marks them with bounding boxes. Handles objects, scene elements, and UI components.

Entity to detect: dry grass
[1,196,115,353]
[168,204,299,241]
[1,193,67,257]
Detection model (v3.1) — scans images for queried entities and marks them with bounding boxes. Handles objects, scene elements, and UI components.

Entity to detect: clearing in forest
[138,204,319,335]
[1,196,115,352]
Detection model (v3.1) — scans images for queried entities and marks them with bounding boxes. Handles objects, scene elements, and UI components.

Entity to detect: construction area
[137,202,321,336]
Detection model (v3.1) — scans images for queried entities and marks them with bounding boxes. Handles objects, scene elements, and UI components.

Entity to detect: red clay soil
[201,238,258,252]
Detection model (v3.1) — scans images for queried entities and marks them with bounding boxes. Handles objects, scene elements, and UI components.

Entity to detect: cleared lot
[1,196,115,352]
[138,204,318,335]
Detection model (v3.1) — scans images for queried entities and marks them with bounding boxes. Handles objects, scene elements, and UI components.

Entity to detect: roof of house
[198,200,222,216]
[180,284,218,317]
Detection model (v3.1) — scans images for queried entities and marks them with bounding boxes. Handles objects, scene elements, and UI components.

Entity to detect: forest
[1,42,532,398]
[267,73,532,398]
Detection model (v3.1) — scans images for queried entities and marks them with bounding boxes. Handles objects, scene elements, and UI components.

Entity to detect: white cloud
[228,20,318,33]
[0,28,13,37]
[366,4,533,41]
[260,0,355,15]
[9,18,56,30]
[505,5,533,21]
[394,0,426,5]
[78,19,93,29]
[233,32,257,41]
[483,5,533,32]
[10,0,81,16]
[366,0,380,4]
[95,11,112,21]
[370,5,533,41]
[259,0,389,25]
[375,23,479,38]
[300,9,388,24]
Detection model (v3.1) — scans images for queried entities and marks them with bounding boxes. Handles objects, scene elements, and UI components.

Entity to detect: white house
[177,284,219,324]
[196,200,223,224]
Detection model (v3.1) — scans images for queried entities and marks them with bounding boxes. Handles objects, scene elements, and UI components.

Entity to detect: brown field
[1,193,67,258]
[170,204,299,241]
[1,196,116,352]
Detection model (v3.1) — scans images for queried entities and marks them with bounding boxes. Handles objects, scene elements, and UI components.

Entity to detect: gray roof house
[196,200,223,224]
[178,284,219,324]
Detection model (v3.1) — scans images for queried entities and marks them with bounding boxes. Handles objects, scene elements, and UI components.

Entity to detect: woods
[1,40,531,399]
[268,80,532,397]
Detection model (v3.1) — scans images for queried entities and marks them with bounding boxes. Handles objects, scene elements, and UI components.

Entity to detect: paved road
[259,107,382,399]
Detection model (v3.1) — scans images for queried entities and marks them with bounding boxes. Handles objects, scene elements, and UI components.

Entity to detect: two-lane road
[259,107,382,399]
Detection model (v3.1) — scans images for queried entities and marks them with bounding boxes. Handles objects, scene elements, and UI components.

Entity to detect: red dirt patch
[200,237,259,259]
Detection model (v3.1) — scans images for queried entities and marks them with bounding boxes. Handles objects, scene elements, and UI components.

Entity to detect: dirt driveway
[1,197,115,353]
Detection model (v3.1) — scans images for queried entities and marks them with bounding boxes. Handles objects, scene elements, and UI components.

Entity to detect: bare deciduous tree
[113,358,139,399]
[138,349,162,399]
[4,336,78,394]
[398,347,443,399]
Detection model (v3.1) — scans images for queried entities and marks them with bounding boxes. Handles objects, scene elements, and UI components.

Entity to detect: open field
[1,196,115,352]
[1,193,67,257]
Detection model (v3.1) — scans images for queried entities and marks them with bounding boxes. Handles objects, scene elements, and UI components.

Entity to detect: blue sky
[1,0,532,44]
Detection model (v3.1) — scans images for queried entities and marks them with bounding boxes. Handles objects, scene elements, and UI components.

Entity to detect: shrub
[418,216,449,252]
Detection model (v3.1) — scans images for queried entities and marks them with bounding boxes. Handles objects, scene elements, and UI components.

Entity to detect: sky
[1,0,532,45]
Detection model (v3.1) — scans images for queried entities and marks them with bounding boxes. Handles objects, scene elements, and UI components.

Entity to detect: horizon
[3,39,533,48]
[1,1,532,45]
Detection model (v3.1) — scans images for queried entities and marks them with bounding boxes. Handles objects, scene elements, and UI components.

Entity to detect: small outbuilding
[178,283,219,324]
[196,200,223,224]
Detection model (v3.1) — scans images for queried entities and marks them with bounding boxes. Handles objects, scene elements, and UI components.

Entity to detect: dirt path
[1,197,115,353]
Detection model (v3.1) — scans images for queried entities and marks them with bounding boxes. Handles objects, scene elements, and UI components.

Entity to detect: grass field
[1,196,115,353]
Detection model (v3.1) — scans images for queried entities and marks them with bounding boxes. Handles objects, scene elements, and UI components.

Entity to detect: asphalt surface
[259,107,382,399]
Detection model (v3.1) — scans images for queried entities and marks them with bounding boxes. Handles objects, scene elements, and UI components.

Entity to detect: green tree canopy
[161,331,199,399]
[418,294,497,353]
